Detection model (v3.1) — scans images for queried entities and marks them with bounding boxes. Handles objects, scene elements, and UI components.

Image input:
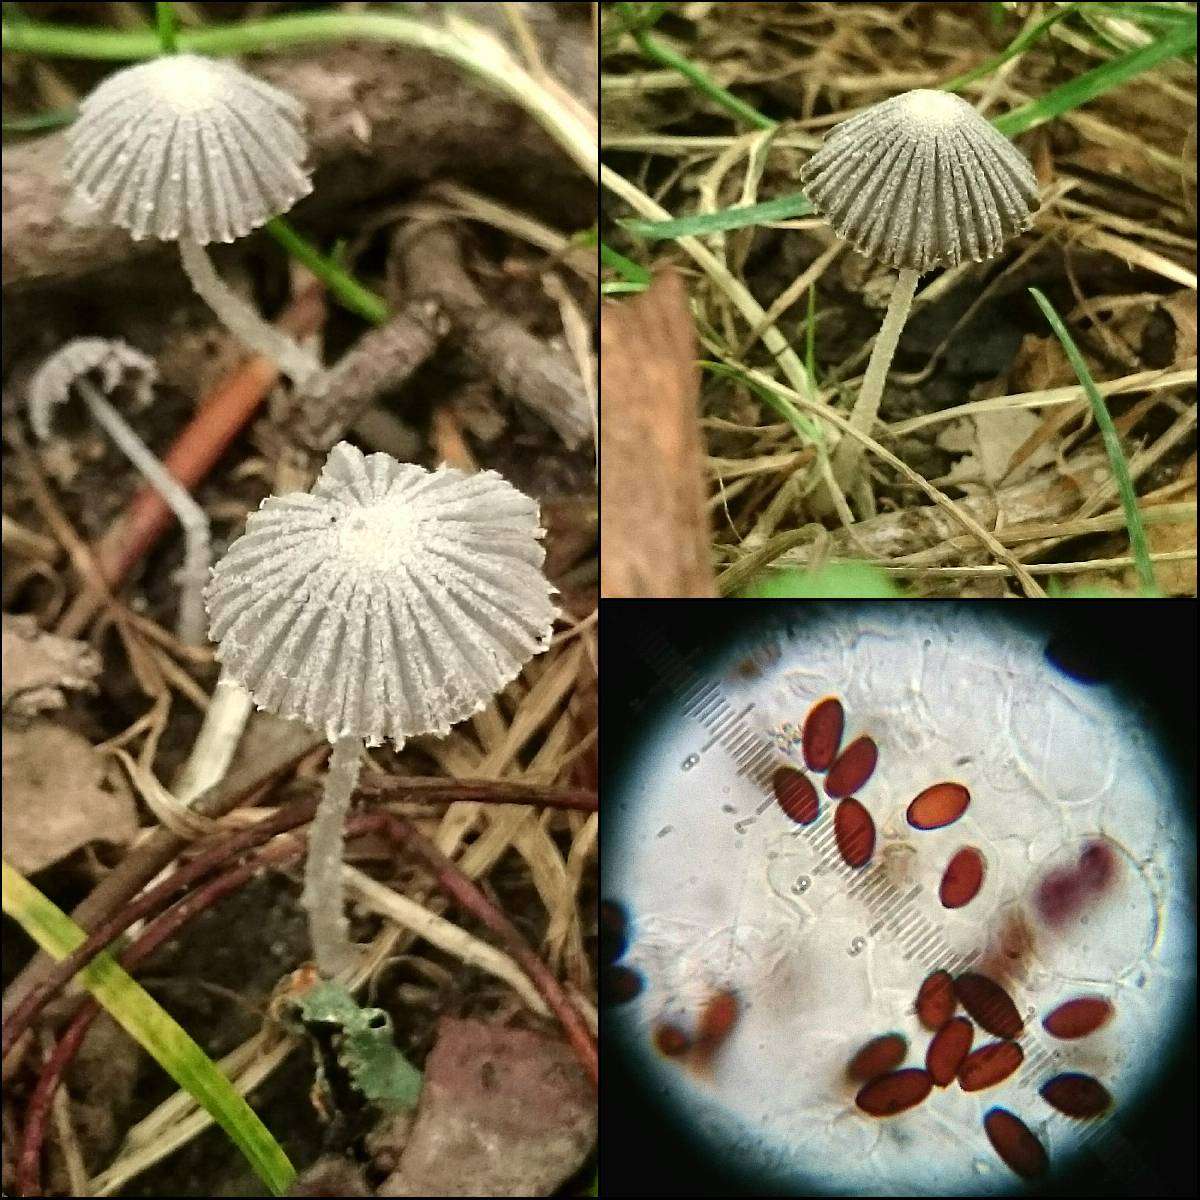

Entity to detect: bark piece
[600,272,716,596]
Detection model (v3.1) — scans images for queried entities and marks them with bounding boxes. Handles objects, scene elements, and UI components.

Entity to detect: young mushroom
[26,337,211,646]
[63,54,323,389]
[800,89,1039,503]
[204,441,559,976]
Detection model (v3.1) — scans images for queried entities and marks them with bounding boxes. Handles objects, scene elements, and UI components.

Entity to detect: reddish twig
[376,811,599,1088]
[2,801,318,1063]
[343,774,597,811]
[16,836,303,1197]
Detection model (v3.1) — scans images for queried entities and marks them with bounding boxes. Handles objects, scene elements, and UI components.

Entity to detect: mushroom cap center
[144,54,231,113]
[895,88,970,128]
[333,502,423,568]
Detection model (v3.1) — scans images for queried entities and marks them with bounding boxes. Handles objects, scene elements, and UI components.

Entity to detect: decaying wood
[3,43,582,292]
[600,272,716,597]
[397,220,592,448]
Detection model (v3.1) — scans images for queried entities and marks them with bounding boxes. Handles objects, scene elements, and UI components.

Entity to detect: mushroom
[203,441,559,975]
[63,54,322,389]
[26,337,211,646]
[800,89,1039,501]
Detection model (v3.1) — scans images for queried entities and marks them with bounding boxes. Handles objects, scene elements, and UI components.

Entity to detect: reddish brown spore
[603,965,643,1006]
[697,989,739,1049]
[803,696,844,772]
[600,900,629,966]
[955,972,1023,1040]
[855,1068,933,1117]
[772,766,819,825]
[834,797,876,867]
[926,1017,973,1087]
[939,846,986,909]
[983,1107,1048,1179]
[958,1040,1024,1092]
[847,1033,907,1083]
[654,1024,690,1057]
[825,736,878,799]
[906,782,970,830]
[1042,995,1114,1039]
[1040,1072,1113,1118]
[916,969,957,1031]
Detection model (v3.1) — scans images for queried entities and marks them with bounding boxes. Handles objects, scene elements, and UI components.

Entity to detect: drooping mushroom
[27,337,211,646]
[800,89,1039,500]
[63,54,322,388]
[204,441,559,975]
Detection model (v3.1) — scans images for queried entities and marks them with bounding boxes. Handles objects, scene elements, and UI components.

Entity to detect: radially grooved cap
[204,441,559,747]
[800,89,1040,274]
[64,54,312,245]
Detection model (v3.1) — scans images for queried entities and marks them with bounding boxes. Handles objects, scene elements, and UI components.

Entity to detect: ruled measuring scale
[607,608,1194,1196]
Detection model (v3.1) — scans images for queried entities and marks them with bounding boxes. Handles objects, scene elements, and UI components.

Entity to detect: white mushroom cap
[800,89,1040,274]
[64,54,312,245]
[204,442,559,747]
[27,337,157,440]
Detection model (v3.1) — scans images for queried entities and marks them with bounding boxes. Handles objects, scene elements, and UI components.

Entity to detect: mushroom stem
[177,238,324,391]
[301,735,361,977]
[830,266,920,494]
[74,377,211,646]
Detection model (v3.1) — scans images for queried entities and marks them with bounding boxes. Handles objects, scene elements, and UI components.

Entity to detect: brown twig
[293,299,447,454]
[1,725,323,1030]
[377,811,598,1088]
[397,220,592,448]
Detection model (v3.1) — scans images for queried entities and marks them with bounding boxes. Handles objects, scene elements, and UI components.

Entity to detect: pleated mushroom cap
[64,54,312,244]
[800,89,1039,274]
[204,442,558,747]
[27,338,157,440]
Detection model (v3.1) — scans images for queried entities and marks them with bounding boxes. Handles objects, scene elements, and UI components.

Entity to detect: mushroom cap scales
[64,54,312,245]
[204,442,559,747]
[800,89,1039,274]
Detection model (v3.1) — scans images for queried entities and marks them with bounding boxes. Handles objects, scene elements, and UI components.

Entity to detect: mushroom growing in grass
[27,337,211,646]
[800,89,1039,500]
[63,54,323,389]
[204,441,559,976]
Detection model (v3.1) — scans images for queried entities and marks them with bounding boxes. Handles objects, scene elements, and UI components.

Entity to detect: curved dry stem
[178,238,324,390]
[75,378,211,644]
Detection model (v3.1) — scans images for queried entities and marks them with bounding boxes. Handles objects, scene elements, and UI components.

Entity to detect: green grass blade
[614,2,776,131]
[599,240,652,286]
[942,4,1081,92]
[618,192,812,241]
[2,861,296,1196]
[1028,288,1157,594]
[264,218,390,326]
[993,18,1197,136]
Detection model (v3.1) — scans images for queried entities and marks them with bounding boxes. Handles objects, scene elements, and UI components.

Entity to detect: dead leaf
[2,723,137,874]
[2,614,101,727]
[376,1018,595,1197]
[1160,291,1198,360]
[600,272,716,596]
